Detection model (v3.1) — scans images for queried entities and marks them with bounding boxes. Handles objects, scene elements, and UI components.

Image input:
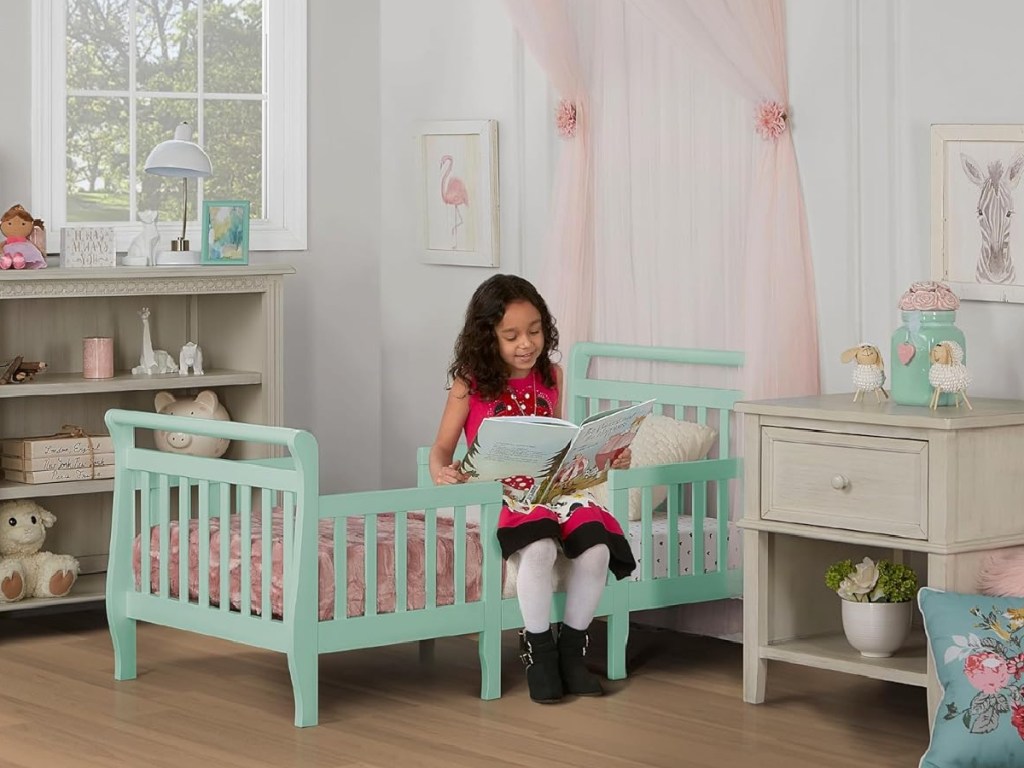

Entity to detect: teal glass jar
[890,310,966,407]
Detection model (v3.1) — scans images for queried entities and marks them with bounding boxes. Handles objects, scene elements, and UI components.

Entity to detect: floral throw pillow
[918,587,1024,767]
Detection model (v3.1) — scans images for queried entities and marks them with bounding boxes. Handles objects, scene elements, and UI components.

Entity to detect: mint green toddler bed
[104,343,741,728]
[416,341,744,680]
[104,409,506,728]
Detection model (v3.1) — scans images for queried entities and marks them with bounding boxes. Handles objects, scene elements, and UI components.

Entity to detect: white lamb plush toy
[928,340,972,410]
[0,500,79,603]
[841,343,889,403]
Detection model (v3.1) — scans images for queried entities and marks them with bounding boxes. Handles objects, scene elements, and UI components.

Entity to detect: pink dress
[464,368,636,580]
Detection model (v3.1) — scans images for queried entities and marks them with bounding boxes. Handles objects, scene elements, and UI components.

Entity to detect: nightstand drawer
[760,427,928,539]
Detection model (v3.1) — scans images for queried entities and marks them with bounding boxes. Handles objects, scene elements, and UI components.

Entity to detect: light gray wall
[788,0,1024,397]
[277,0,382,492]
[1,0,382,493]
[379,0,551,488]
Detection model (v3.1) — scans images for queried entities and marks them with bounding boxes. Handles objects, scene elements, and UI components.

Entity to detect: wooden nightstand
[737,395,1024,716]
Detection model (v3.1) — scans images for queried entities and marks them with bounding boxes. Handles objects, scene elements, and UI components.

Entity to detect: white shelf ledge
[760,629,928,687]
[0,478,114,501]
[0,369,261,398]
[0,572,105,613]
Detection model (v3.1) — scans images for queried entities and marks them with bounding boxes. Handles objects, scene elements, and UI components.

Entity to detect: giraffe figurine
[131,307,179,375]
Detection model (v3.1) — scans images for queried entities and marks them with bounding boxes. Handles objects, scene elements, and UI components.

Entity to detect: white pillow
[588,415,718,521]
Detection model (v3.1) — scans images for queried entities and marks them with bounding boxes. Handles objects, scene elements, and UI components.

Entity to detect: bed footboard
[105,408,505,727]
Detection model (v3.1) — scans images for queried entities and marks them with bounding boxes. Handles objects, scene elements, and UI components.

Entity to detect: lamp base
[155,249,202,266]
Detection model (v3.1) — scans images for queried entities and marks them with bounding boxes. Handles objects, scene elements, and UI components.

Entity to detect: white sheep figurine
[928,340,972,410]
[841,343,889,403]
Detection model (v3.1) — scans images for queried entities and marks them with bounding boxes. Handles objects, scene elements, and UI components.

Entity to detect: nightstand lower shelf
[760,628,928,687]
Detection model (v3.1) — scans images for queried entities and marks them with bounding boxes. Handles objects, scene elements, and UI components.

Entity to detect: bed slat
[219,483,231,612]
[395,511,407,613]
[425,509,437,609]
[692,481,707,576]
[238,485,252,617]
[140,471,151,595]
[262,488,273,620]
[334,516,347,621]
[364,514,378,617]
[157,474,170,599]
[667,483,680,578]
[198,480,210,607]
[454,505,466,605]
[178,477,190,605]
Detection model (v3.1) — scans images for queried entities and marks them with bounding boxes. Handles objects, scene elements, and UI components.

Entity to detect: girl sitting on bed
[429,274,637,704]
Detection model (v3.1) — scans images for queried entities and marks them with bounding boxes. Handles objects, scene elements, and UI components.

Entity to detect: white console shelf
[0,264,292,613]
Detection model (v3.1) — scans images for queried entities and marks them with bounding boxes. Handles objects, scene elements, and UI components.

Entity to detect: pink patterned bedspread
[131,511,484,620]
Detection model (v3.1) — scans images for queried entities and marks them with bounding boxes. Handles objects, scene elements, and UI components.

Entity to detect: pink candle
[83,337,114,379]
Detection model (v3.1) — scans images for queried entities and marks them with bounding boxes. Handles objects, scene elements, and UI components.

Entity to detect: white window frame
[31,0,307,253]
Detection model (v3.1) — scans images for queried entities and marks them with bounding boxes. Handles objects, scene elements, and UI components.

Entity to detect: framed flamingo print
[932,124,1024,302]
[416,120,499,267]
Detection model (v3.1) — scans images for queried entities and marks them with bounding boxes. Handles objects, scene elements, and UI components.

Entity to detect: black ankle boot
[557,624,604,696]
[519,628,563,704]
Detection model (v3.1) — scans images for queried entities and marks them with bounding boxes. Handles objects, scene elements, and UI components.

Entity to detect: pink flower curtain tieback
[755,100,788,141]
[556,99,577,139]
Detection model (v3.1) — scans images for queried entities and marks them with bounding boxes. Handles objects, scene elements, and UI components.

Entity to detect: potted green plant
[825,556,919,658]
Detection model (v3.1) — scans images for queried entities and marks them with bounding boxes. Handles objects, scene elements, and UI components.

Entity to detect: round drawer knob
[831,474,850,490]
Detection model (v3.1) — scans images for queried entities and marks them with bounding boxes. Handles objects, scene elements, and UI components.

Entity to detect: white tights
[516,539,611,634]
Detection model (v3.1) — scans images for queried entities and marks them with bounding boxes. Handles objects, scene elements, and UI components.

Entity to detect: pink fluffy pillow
[977,548,1024,596]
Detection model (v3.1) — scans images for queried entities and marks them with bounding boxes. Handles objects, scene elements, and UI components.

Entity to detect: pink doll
[0,205,47,270]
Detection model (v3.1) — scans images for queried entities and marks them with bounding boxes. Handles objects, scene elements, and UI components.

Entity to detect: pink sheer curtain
[503,0,594,356]
[630,0,820,400]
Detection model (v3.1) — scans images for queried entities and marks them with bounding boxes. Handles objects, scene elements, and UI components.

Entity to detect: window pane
[67,97,130,222]
[137,99,201,225]
[137,0,198,93]
[204,0,263,94]
[204,100,263,217]
[67,0,130,91]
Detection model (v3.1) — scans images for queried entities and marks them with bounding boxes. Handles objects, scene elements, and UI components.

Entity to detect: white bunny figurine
[841,343,889,403]
[928,340,972,410]
[124,210,160,266]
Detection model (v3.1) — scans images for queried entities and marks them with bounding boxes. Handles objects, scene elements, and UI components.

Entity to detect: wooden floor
[0,610,930,767]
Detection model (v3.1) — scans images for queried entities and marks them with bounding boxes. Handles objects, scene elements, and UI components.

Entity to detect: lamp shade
[144,121,212,178]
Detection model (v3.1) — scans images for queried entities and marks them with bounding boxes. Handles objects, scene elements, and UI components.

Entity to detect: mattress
[132,510,484,621]
[132,510,741,617]
[626,514,741,580]
[500,513,741,596]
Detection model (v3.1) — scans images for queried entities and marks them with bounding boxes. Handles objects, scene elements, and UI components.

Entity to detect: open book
[460,399,655,505]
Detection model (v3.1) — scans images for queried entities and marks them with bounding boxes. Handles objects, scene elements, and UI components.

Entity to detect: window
[32,0,306,252]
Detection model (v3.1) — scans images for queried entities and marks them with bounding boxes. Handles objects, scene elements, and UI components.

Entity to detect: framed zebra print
[932,124,1024,303]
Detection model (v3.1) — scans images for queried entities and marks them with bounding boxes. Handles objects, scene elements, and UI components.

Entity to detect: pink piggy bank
[154,389,231,458]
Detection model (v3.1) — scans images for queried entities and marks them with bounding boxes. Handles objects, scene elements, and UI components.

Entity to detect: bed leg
[418,639,436,664]
[108,613,137,681]
[606,612,628,680]
[478,629,502,700]
[288,651,318,727]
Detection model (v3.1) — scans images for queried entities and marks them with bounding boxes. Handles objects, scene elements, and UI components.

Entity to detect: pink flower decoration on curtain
[754,100,788,141]
[556,99,577,138]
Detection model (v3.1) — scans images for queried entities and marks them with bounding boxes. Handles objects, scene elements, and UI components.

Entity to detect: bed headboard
[567,342,744,460]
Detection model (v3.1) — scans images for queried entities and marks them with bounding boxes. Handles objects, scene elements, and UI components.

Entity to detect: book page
[532,399,655,504]
[460,418,578,491]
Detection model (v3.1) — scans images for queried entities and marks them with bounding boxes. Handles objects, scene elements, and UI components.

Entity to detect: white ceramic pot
[840,599,913,658]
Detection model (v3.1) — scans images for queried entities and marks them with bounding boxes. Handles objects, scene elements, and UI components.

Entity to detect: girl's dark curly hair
[449,274,559,400]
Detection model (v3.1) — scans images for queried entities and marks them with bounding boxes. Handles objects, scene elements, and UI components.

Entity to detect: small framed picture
[200,200,250,265]
[932,124,1024,302]
[416,120,499,267]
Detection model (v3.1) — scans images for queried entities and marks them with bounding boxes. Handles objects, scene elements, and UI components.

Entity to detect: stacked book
[2,433,115,484]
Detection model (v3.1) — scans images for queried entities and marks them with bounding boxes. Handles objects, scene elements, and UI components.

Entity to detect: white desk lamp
[143,121,212,266]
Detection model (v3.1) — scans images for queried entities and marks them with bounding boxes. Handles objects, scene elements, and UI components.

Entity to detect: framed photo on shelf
[200,200,250,265]
[415,120,499,267]
[931,124,1024,302]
